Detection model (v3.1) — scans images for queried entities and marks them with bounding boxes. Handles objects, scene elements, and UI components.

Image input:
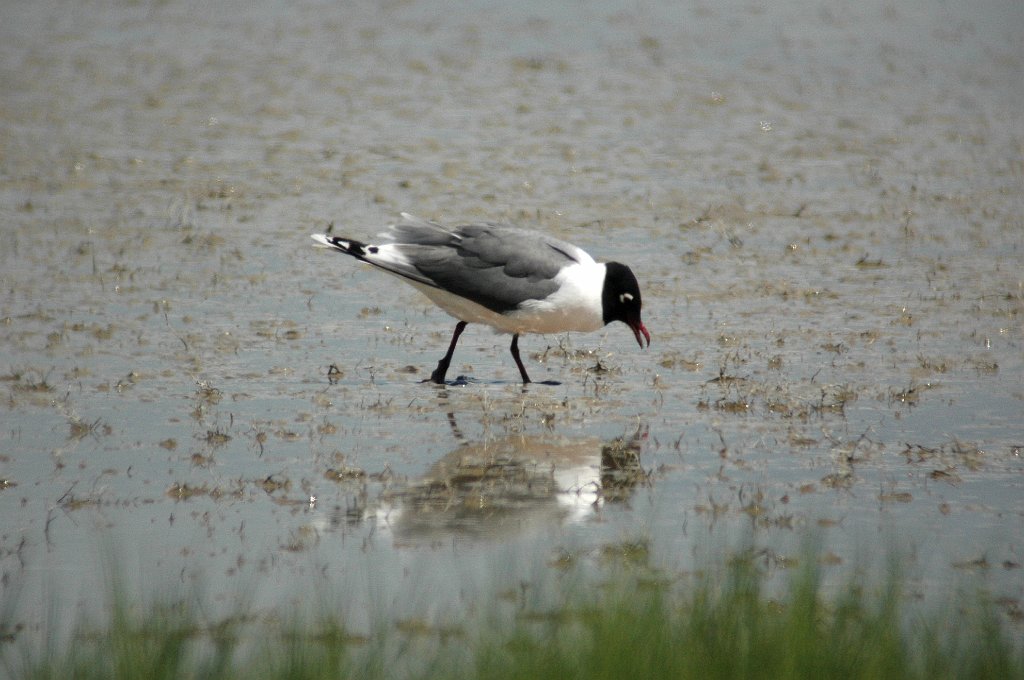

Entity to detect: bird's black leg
[509,334,532,384]
[430,321,467,384]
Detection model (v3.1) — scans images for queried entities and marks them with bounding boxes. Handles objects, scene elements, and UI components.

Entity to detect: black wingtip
[312,234,372,258]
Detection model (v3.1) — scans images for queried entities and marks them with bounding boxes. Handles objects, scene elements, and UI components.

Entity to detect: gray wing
[386,216,584,314]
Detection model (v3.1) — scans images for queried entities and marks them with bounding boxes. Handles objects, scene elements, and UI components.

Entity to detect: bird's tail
[310,233,372,259]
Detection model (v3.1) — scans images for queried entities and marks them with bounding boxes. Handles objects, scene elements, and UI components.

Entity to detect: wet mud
[1,0,1022,643]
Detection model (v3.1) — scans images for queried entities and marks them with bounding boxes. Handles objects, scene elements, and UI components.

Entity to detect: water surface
[1,0,1022,649]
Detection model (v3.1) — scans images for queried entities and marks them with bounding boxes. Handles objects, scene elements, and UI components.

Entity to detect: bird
[310,213,650,384]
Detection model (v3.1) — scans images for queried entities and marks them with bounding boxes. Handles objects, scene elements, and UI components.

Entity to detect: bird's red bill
[631,321,651,348]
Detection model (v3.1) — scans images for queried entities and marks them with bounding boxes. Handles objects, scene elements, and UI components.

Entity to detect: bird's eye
[619,293,633,303]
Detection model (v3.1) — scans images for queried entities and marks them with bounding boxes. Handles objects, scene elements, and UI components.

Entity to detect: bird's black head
[602,262,650,348]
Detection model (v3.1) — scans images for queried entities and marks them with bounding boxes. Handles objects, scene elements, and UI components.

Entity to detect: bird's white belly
[404,262,605,335]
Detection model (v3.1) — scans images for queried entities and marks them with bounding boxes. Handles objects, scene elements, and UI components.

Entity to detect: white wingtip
[310,233,331,247]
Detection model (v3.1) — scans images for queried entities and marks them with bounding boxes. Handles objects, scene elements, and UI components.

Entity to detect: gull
[311,214,649,384]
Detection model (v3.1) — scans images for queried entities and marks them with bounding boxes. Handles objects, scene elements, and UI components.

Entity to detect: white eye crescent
[619,293,634,303]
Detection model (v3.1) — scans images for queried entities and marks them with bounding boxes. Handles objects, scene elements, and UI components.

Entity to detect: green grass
[4,550,1021,680]
[476,559,1019,680]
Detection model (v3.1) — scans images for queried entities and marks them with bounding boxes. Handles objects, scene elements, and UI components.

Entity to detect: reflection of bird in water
[370,430,647,545]
[311,214,650,384]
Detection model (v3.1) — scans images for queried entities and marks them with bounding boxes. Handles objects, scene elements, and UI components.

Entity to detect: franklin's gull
[311,214,650,384]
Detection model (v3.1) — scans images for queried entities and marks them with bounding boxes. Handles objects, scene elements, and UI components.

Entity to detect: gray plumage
[380,217,582,314]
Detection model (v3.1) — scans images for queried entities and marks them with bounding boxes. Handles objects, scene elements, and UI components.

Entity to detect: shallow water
[1,0,1022,648]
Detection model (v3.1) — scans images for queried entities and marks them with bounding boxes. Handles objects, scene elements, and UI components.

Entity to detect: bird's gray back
[386,219,585,313]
